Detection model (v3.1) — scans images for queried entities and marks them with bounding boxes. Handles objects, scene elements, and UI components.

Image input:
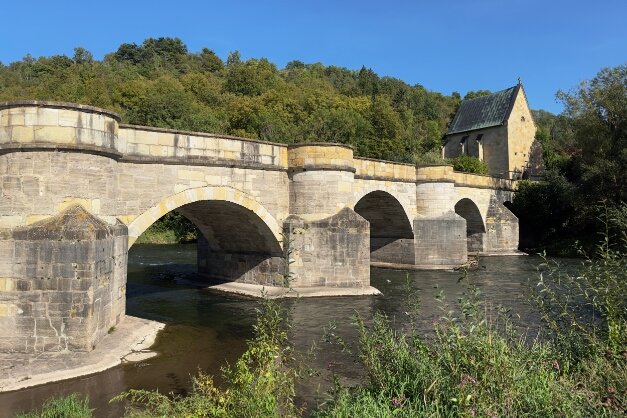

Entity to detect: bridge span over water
[0,101,520,353]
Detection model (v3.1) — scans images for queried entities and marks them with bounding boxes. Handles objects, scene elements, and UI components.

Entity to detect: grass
[15,394,93,418]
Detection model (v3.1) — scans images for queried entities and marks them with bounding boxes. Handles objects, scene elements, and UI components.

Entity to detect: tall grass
[15,394,93,418]
[314,278,572,417]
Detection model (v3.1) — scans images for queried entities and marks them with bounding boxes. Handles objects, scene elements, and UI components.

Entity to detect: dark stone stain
[76,113,83,144]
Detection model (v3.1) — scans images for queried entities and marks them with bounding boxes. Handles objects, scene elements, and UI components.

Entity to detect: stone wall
[507,88,540,178]
[442,125,509,176]
[0,205,127,353]
[284,208,370,288]
[119,125,287,169]
[414,212,467,268]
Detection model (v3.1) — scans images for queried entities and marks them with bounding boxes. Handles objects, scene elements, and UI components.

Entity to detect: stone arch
[127,186,281,249]
[128,186,284,285]
[454,198,486,252]
[350,184,413,229]
[353,189,415,265]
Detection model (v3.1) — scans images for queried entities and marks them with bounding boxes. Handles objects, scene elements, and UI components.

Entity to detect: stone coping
[355,156,416,166]
[355,174,416,183]
[0,316,164,393]
[415,163,454,168]
[120,154,286,171]
[452,170,512,179]
[287,142,354,150]
[120,124,288,147]
[0,143,123,159]
[288,164,356,173]
[0,101,121,122]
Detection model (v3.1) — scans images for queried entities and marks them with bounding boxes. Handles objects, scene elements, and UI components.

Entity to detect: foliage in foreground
[317,225,627,416]
[111,297,302,417]
[15,393,93,418]
[317,279,570,417]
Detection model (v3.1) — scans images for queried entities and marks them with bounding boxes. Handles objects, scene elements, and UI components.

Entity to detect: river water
[0,244,566,417]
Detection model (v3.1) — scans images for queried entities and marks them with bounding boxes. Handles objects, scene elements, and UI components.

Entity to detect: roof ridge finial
[518,77,522,85]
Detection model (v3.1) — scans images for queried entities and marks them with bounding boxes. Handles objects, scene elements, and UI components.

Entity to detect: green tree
[463,89,492,100]
[557,64,627,206]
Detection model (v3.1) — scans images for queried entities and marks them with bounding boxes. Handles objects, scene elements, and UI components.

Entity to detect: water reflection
[0,245,567,417]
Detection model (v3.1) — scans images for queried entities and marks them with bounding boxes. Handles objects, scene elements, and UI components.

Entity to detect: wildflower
[552,360,560,371]
[392,397,404,407]
[468,407,476,416]
[327,362,332,370]
[461,374,477,387]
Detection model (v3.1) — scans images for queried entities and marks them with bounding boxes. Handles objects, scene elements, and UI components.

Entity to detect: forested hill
[0,37,464,163]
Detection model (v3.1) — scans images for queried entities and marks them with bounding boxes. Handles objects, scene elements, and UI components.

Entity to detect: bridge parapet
[118,125,288,170]
[416,165,517,191]
[0,101,121,157]
[354,157,415,182]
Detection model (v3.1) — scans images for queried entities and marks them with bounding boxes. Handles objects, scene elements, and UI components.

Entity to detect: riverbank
[0,316,164,393]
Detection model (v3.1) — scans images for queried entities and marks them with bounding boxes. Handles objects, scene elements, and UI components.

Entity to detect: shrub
[451,155,489,174]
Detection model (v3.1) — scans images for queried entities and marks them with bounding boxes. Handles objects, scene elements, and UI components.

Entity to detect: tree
[199,48,224,73]
[557,64,627,206]
[463,90,491,100]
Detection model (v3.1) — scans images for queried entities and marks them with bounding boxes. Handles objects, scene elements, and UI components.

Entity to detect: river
[0,244,564,417]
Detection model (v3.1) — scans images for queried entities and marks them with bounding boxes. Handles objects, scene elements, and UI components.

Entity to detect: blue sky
[1,0,625,114]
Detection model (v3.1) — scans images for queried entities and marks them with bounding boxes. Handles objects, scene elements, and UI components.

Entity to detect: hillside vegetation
[0,37,465,163]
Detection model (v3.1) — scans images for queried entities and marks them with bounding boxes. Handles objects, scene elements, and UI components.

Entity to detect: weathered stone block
[0,205,128,353]
[414,211,467,268]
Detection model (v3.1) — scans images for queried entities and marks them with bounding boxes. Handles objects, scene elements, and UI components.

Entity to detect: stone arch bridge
[0,101,519,353]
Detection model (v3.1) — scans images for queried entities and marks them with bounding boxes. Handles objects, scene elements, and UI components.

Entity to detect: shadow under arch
[128,187,284,285]
[454,198,486,252]
[128,186,281,248]
[354,190,415,265]
[350,185,413,227]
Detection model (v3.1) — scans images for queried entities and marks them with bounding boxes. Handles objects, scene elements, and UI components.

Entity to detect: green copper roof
[446,85,519,135]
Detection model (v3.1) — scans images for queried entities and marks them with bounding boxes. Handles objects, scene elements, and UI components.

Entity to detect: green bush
[16,394,93,418]
[451,155,489,174]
